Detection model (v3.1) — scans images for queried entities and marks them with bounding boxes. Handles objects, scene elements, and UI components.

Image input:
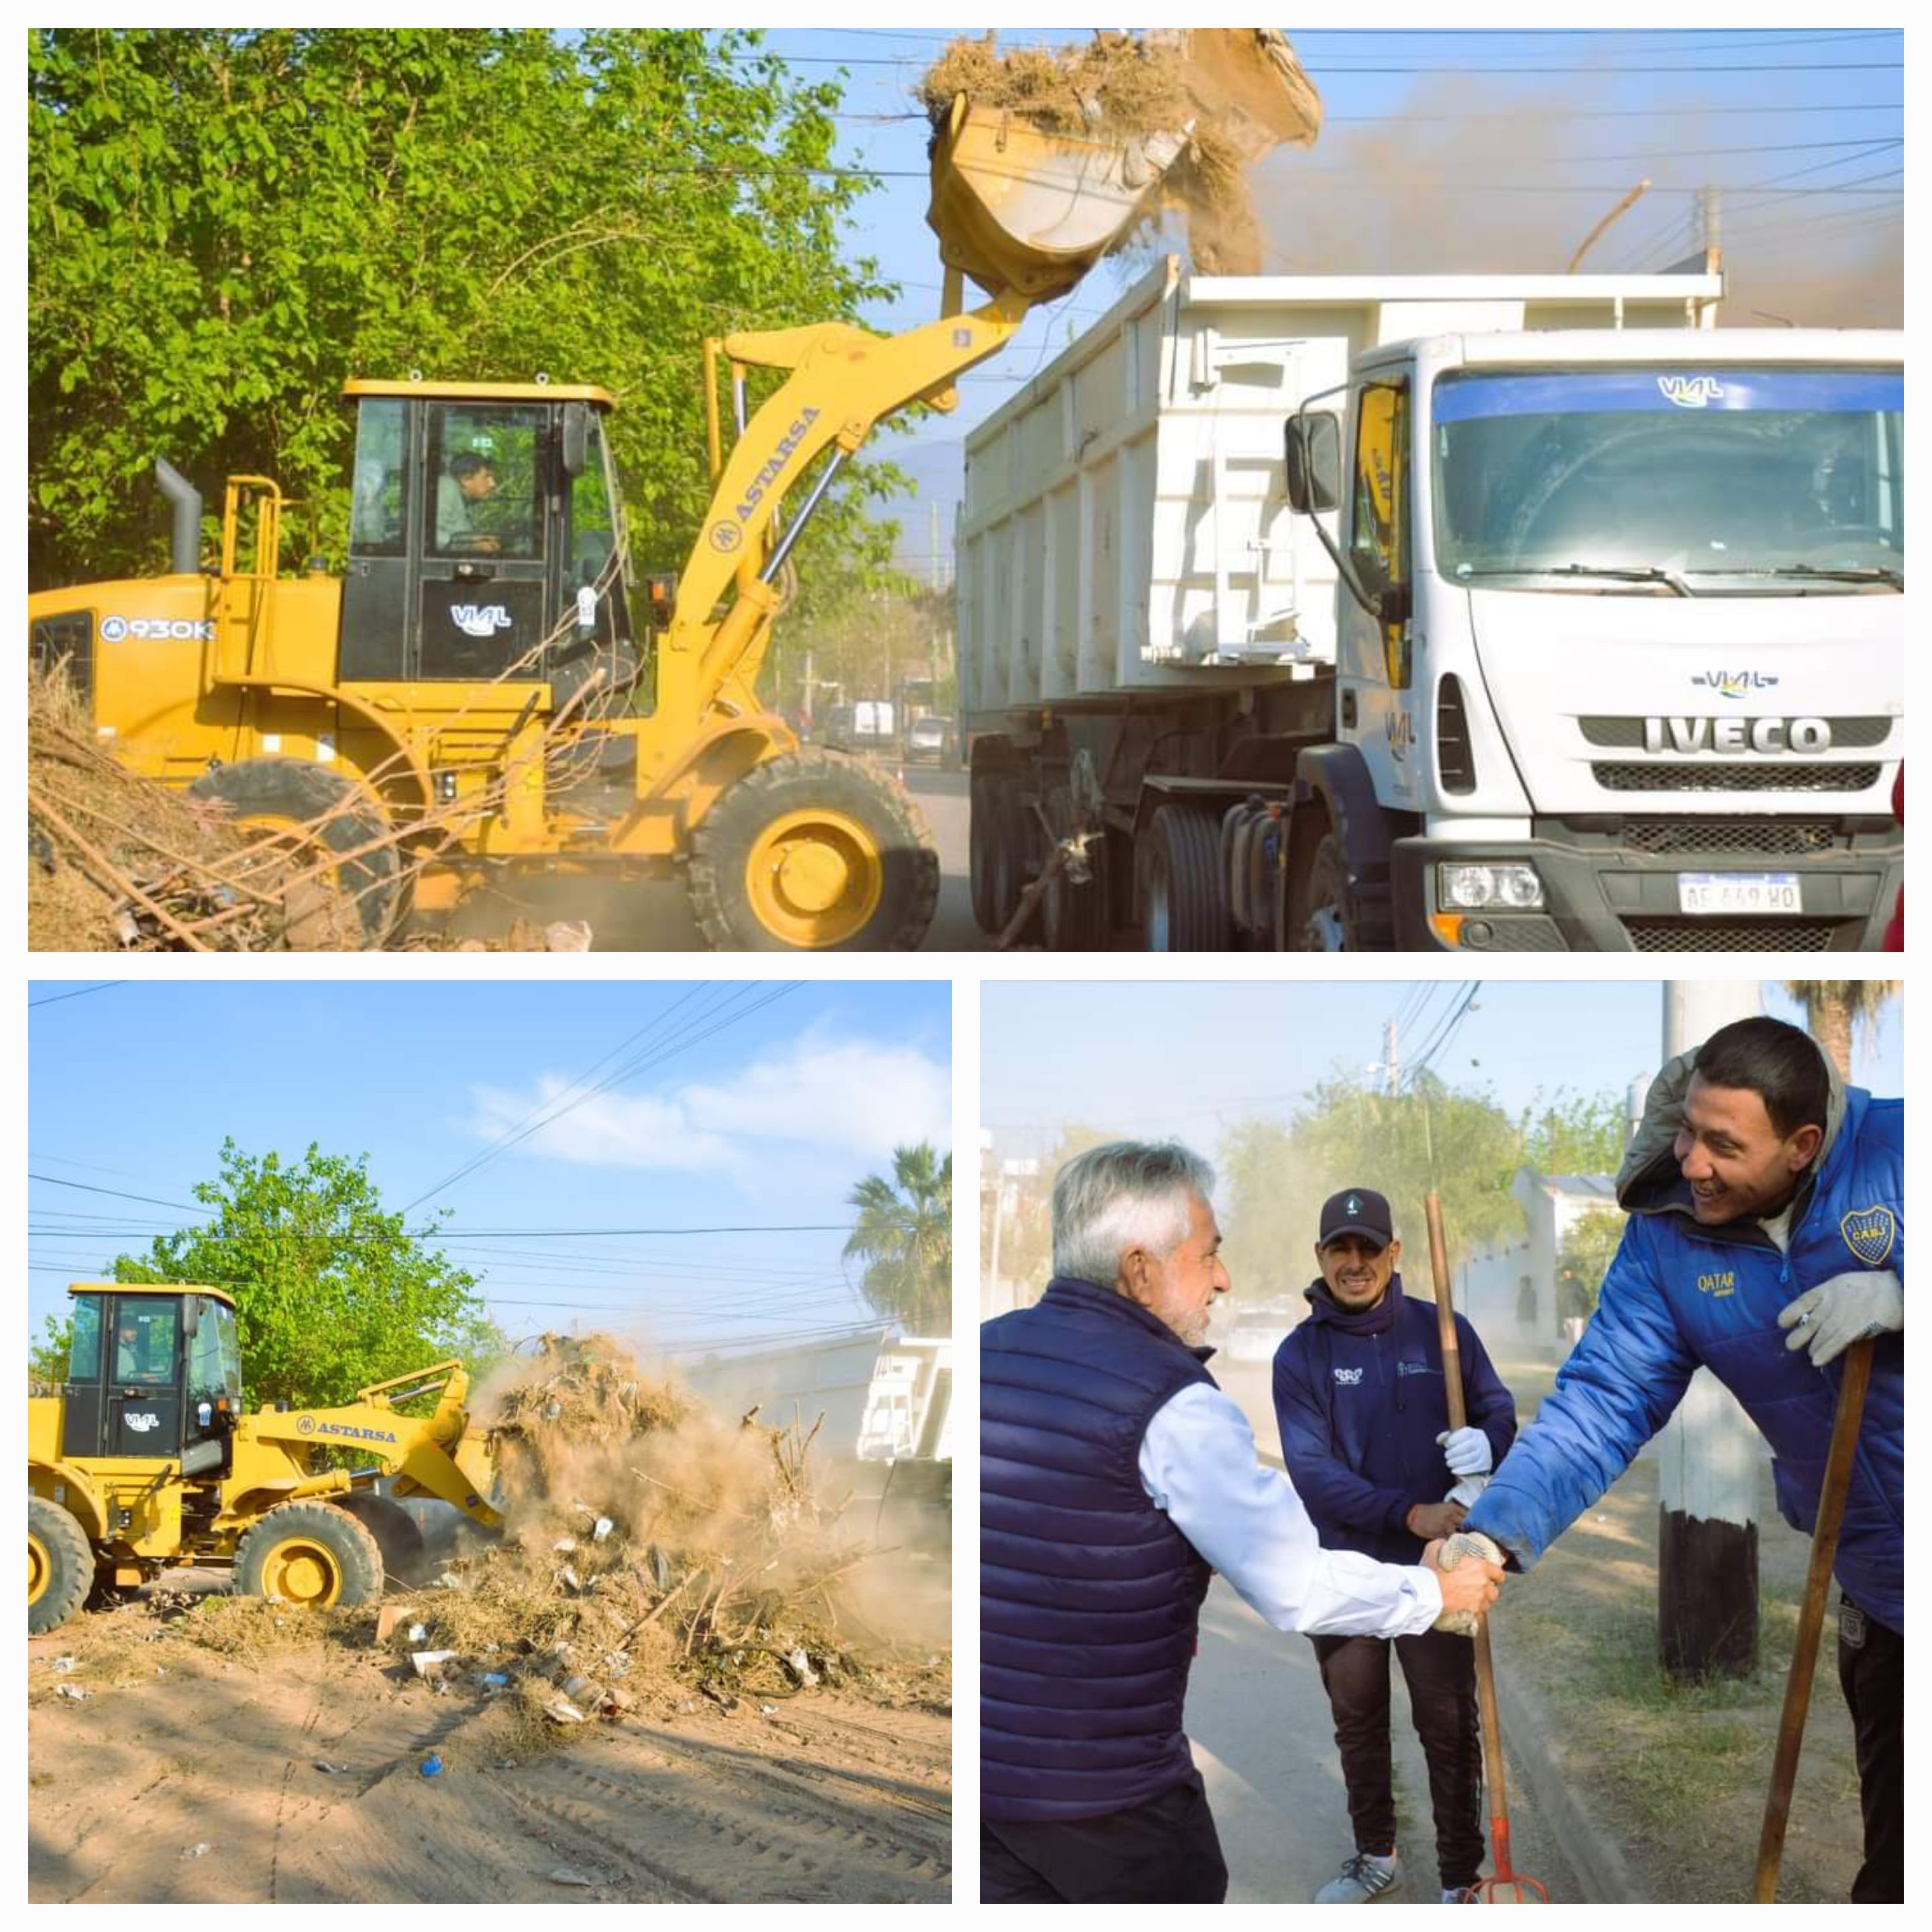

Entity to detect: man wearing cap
[1273,1187,1517,1905]
[983,1142,1505,1903]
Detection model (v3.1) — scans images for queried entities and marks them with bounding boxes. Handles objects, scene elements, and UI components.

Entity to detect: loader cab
[59,1285,242,1474]
[338,381,637,705]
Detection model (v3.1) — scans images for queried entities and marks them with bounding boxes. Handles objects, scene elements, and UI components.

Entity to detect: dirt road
[29,1613,951,1904]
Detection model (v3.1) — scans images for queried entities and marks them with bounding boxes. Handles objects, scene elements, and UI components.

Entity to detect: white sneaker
[1315,1851,1400,1902]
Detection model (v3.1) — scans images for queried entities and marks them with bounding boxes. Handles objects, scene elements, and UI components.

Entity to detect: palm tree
[1783,981,1901,1081]
[845,1143,953,1335]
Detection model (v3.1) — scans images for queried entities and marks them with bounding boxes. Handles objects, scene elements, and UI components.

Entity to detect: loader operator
[981,1142,1505,1903]
[437,448,504,555]
[1466,1017,1903,1903]
[1273,1188,1517,1905]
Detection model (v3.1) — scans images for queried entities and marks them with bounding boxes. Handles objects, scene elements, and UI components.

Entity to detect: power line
[27,981,127,1008]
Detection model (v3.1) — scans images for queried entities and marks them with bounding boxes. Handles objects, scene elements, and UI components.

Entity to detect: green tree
[29,1314,72,1391]
[109,1138,505,1407]
[29,27,904,639]
[845,1143,953,1335]
[1782,980,1902,1082]
[984,1122,1120,1305]
[1519,1089,1630,1176]
[1556,1206,1627,1324]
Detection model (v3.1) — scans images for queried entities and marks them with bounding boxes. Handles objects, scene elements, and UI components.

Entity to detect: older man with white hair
[981,1140,1504,1904]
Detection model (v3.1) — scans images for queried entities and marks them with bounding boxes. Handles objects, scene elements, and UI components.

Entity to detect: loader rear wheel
[1137,802,1230,951]
[190,757,402,948]
[233,1502,384,1611]
[333,1493,432,1589]
[30,1497,94,1635]
[688,750,940,951]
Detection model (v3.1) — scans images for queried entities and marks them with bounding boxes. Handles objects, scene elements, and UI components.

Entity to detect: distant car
[906,716,952,765]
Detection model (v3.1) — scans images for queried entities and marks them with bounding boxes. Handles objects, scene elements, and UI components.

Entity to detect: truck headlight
[1439,862,1545,911]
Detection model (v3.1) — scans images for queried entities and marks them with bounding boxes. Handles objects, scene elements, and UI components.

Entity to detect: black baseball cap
[1318,1187,1394,1248]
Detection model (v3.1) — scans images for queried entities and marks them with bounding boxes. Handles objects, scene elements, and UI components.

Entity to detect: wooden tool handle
[1752,1335,1877,1902]
[1426,1191,1468,1431]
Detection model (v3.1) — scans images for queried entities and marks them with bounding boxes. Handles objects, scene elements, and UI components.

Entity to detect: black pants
[1837,1596,1902,1904]
[981,1771,1229,1902]
[1309,1627,1485,1891]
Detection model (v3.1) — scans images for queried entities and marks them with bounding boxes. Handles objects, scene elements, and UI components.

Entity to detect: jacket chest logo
[1696,1271,1737,1297]
[1839,1204,1896,1268]
[1333,1366,1364,1385]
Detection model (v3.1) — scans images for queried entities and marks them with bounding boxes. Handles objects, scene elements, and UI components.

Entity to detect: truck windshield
[1430,368,1903,588]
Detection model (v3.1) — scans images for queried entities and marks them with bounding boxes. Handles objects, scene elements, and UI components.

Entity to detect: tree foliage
[28,27,905,630]
[1517,1088,1631,1177]
[30,1315,73,1392]
[1556,1207,1627,1324]
[108,1138,504,1407]
[1782,980,1902,1082]
[845,1142,952,1335]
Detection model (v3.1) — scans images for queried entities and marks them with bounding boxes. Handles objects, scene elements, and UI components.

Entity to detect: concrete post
[1657,979,1762,1679]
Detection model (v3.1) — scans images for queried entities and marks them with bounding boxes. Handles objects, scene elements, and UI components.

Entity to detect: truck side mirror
[561,402,589,479]
[1284,412,1340,514]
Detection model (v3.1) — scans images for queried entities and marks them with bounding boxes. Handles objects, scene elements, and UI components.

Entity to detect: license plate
[1676,871,1802,916]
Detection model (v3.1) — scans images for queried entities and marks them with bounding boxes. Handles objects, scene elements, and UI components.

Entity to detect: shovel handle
[1752,1335,1876,1902]
[1426,1192,1467,1431]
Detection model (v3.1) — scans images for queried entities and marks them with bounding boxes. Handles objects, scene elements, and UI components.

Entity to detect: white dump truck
[959,258,1903,951]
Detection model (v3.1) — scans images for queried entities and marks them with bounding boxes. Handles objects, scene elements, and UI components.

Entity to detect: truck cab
[1292,329,1903,951]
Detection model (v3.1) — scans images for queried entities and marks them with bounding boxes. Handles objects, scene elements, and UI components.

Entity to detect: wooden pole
[1752,1338,1876,1902]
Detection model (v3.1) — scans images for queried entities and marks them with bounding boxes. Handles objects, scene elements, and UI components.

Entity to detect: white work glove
[1436,1426,1493,1477]
[1778,1269,1902,1368]
[1430,1528,1505,1636]
[1446,1474,1489,1509]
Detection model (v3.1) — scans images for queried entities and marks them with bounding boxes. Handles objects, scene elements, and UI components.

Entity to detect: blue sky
[28,979,950,1354]
[742,27,1903,573]
[980,979,1904,1157]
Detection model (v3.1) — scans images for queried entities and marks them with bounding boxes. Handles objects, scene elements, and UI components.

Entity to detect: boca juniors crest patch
[1839,1204,1896,1268]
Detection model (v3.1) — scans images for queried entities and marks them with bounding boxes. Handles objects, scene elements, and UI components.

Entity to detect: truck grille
[1593,763,1880,794]
[1580,716,1892,750]
[1619,820,1839,858]
[1624,918,1839,953]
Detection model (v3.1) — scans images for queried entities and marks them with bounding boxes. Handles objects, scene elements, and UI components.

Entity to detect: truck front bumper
[1391,822,1901,953]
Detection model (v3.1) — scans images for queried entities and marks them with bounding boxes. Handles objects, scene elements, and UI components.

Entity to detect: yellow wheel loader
[28,1283,502,1634]
[25,37,1313,951]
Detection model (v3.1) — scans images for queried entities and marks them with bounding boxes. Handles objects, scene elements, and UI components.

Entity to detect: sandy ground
[29,1604,951,1904]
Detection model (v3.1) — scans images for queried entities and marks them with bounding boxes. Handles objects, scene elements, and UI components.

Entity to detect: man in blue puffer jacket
[1274,1187,1517,1904]
[1466,1016,1902,1903]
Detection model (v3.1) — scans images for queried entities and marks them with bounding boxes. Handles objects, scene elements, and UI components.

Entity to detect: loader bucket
[926,95,1189,301]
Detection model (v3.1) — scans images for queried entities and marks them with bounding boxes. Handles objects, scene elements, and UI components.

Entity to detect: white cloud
[462,1028,949,1177]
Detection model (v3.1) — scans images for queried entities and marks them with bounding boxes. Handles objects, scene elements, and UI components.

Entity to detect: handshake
[1421,1529,1505,1635]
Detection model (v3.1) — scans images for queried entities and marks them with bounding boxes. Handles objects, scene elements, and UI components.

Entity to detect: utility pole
[1656,978,1762,1680]
[1383,1018,1399,1097]
[1697,183,1723,276]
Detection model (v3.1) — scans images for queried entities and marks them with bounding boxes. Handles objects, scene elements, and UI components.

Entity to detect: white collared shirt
[1138,1381,1444,1637]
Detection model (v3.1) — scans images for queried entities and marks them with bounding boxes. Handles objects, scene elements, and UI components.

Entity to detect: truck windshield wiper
[1531,563,1694,596]
[1715,562,1904,590]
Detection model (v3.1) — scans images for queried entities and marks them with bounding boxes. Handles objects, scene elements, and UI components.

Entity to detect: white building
[1455,1169,1621,1359]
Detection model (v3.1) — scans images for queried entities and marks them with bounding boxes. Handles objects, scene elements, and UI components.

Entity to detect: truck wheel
[1138,803,1230,951]
[333,1492,433,1589]
[190,757,402,947]
[968,769,1001,932]
[29,1497,94,1635]
[989,780,1043,944]
[1041,796,1112,952]
[233,1501,385,1610]
[688,749,940,951]
[1286,830,1361,951]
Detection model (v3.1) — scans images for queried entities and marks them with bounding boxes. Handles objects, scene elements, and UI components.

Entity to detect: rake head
[1472,1872,1550,1904]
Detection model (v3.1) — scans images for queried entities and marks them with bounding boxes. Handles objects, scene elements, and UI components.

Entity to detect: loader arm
[648,287,1032,774]
[240,1361,502,1532]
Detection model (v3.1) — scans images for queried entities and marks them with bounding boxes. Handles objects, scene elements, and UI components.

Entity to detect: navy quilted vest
[981,1276,1217,1822]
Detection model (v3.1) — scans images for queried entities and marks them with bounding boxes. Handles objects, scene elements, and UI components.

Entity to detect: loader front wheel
[233,1503,384,1611]
[190,758,402,948]
[30,1497,94,1635]
[688,751,940,951]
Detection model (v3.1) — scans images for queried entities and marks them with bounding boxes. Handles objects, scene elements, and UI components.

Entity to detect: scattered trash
[592,1517,614,1543]
[787,1648,818,1687]
[50,1655,77,1674]
[180,1841,212,1860]
[552,1538,577,1556]
[313,1760,347,1775]
[547,1867,596,1888]
[408,1623,428,1644]
[55,1684,89,1702]
[419,1754,443,1778]
[476,1672,510,1690]
[411,1650,460,1680]
[541,1697,587,1725]
[759,1703,777,1716]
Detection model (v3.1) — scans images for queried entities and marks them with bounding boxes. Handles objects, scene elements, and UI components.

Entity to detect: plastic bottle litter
[180,1842,211,1860]
[548,1868,595,1888]
[419,1754,443,1778]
